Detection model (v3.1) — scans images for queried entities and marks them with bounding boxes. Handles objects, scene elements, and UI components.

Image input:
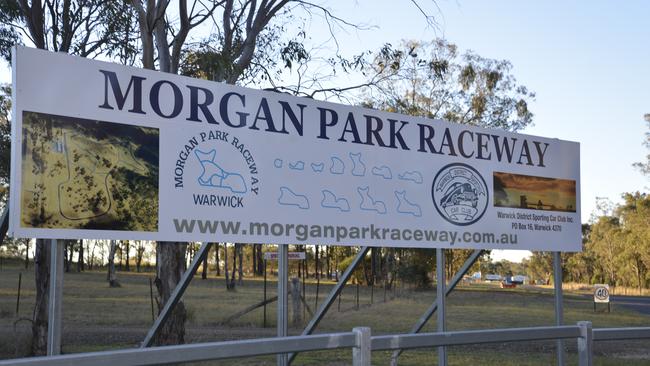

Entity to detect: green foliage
[0,236,29,257]
[0,1,137,63]
[546,193,650,290]
[337,255,365,284]
[396,264,431,288]
[632,114,650,176]
[0,0,22,62]
[336,248,438,289]
[523,252,553,285]
[393,248,435,288]
[179,11,306,85]
[482,258,525,278]
[364,39,535,132]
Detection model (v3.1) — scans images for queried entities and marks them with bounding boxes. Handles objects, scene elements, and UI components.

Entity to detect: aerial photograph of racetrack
[20,111,159,231]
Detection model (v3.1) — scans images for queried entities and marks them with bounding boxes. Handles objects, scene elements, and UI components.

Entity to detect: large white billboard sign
[9,47,581,251]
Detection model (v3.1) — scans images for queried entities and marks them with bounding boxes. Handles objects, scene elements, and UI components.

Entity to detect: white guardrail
[0,323,649,366]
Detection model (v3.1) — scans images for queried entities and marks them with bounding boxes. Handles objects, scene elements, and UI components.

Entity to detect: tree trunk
[252,244,257,275]
[256,244,264,276]
[99,241,105,266]
[107,240,119,287]
[334,250,340,282]
[31,239,49,355]
[124,241,130,271]
[214,243,220,276]
[24,241,30,269]
[89,241,96,271]
[68,240,74,268]
[117,243,123,271]
[386,248,396,290]
[326,246,331,280]
[297,246,303,278]
[315,246,319,280]
[185,245,191,268]
[136,242,144,273]
[224,244,230,287]
[636,260,643,295]
[362,253,372,286]
[319,246,323,279]
[153,242,187,346]
[232,244,237,284]
[77,240,84,272]
[84,240,89,270]
[373,248,381,283]
[201,247,208,279]
[237,244,243,284]
[228,244,238,289]
[63,241,70,273]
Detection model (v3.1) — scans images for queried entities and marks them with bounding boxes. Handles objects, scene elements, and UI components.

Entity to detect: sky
[320,0,650,262]
[2,1,648,262]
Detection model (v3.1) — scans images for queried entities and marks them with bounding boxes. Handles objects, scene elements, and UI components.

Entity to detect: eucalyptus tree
[129,0,401,344]
[357,39,535,281]
[589,216,624,286]
[615,193,650,292]
[1,0,136,354]
[363,39,535,132]
[127,0,218,345]
[3,0,445,349]
[633,114,650,176]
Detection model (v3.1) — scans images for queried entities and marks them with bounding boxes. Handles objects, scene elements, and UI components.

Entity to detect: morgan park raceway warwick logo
[432,163,488,226]
[173,129,260,209]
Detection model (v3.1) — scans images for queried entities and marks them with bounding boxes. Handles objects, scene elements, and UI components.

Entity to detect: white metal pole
[554,252,565,366]
[577,321,593,366]
[47,239,64,356]
[288,246,370,364]
[352,327,371,366]
[436,248,447,366]
[277,244,288,366]
[391,250,484,365]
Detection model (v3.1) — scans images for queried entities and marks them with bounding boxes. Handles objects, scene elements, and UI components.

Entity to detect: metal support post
[352,327,371,366]
[391,250,483,365]
[47,239,64,356]
[141,242,212,347]
[436,248,447,366]
[277,244,289,366]
[288,246,370,364]
[16,272,22,315]
[577,321,593,366]
[554,252,565,366]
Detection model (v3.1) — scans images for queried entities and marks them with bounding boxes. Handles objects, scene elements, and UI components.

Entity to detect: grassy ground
[1,257,649,365]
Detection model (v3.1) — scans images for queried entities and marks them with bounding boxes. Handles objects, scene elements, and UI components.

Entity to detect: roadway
[610,295,650,315]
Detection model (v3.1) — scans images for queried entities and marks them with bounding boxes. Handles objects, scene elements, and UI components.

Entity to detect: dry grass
[560,282,650,297]
[0,258,649,365]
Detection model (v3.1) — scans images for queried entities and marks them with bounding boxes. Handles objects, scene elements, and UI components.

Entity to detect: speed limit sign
[594,284,610,303]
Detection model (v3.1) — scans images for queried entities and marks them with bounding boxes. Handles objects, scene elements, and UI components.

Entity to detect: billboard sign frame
[9,47,581,251]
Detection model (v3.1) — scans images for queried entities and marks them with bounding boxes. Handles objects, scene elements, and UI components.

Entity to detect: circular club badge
[432,163,489,226]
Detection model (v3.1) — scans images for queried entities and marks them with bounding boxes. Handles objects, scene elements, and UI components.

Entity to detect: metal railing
[0,328,370,366]
[375,325,582,350]
[1,323,649,366]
